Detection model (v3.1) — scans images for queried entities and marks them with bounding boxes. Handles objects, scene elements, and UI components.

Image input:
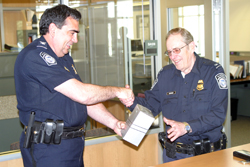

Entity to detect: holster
[165,139,177,158]
[158,132,176,158]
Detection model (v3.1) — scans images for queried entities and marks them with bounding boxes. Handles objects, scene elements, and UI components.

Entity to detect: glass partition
[69,0,158,138]
[168,5,204,57]
[0,0,158,153]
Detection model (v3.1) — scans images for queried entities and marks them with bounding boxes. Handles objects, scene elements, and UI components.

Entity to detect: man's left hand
[114,121,126,136]
[163,117,187,142]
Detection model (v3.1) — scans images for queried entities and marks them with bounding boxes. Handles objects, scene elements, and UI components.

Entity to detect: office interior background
[0,0,250,166]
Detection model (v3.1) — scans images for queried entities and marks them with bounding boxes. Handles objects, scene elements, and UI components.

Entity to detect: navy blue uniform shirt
[15,36,87,127]
[129,53,228,144]
[14,36,87,166]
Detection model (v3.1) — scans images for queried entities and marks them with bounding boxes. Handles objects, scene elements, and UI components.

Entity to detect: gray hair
[165,27,193,45]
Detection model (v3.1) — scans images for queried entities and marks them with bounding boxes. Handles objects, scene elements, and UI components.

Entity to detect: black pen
[193,89,195,97]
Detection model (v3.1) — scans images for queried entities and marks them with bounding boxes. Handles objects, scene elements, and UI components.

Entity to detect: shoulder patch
[215,73,228,89]
[40,52,57,66]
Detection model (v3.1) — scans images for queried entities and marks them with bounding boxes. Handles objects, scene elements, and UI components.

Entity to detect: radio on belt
[121,104,155,146]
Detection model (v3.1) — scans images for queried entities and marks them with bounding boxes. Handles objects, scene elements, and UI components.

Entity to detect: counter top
[153,143,250,167]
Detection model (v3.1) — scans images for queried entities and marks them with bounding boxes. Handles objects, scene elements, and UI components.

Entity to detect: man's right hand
[117,85,134,107]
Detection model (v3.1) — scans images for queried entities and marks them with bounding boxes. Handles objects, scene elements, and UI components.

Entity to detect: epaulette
[37,40,48,49]
[202,59,222,69]
[163,63,174,70]
[202,58,215,66]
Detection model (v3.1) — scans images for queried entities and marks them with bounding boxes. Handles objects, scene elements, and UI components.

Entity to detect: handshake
[116,84,135,107]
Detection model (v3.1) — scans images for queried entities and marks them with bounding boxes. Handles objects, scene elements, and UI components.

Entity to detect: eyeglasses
[164,43,189,57]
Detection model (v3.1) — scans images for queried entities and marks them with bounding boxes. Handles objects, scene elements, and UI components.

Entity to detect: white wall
[229,0,250,51]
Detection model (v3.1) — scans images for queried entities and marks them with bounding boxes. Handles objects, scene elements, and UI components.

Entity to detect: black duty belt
[23,112,85,148]
[24,124,85,144]
[176,138,223,155]
[158,132,227,158]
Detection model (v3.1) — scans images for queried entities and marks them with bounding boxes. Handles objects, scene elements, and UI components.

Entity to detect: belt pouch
[193,140,202,155]
[202,139,211,153]
[165,139,176,158]
[44,119,55,144]
[53,120,64,144]
[32,121,43,144]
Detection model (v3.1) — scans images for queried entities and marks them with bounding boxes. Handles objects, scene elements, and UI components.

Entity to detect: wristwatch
[183,122,191,134]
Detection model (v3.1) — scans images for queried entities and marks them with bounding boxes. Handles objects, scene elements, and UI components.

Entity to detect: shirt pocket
[162,95,179,119]
[192,90,210,116]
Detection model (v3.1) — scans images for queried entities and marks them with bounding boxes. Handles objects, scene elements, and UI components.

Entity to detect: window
[178,5,204,57]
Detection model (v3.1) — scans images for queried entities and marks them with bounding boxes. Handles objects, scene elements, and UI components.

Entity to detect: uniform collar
[190,52,201,75]
[173,67,182,78]
[38,36,69,61]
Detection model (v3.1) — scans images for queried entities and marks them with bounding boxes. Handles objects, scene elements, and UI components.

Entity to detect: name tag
[167,91,176,95]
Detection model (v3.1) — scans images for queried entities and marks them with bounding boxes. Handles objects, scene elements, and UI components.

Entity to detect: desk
[153,143,250,167]
[230,76,250,117]
[231,76,250,85]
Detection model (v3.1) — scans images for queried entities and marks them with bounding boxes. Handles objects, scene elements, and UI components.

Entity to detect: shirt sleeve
[22,51,74,92]
[128,70,163,117]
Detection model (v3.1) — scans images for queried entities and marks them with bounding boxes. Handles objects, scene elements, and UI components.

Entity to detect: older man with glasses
[126,27,228,162]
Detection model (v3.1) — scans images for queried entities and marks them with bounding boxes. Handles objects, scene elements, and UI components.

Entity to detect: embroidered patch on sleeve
[215,73,228,89]
[40,52,57,66]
